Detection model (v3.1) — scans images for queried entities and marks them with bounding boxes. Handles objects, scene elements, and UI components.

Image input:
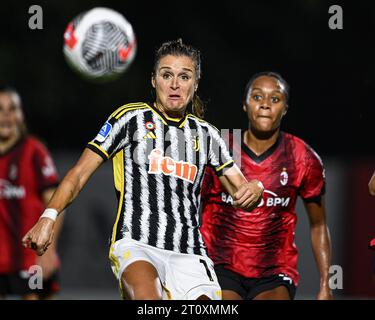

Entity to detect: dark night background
[0,0,373,158]
[1,0,375,300]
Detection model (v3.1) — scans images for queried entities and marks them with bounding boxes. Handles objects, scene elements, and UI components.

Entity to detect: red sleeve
[201,166,215,200]
[32,140,60,193]
[299,145,326,202]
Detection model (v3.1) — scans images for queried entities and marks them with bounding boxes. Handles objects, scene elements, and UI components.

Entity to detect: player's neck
[154,102,185,120]
[244,128,280,156]
[0,133,21,154]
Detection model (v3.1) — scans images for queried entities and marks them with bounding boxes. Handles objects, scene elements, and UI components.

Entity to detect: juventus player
[22,40,264,300]
[0,86,63,299]
[200,72,333,300]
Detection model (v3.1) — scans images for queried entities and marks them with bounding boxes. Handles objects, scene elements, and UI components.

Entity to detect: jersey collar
[0,135,26,157]
[241,130,283,164]
[147,103,189,127]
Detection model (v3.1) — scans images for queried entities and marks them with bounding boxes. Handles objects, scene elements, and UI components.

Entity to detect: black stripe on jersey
[241,130,282,164]
[177,176,189,253]
[129,117,142,241]
[163,175,175,251]
[86,143,108,161]
[114,188,124,243]
[147,174,159,246]
[144,111,159,247]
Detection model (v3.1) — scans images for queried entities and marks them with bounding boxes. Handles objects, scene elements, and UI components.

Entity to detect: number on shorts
[199,259,214,282]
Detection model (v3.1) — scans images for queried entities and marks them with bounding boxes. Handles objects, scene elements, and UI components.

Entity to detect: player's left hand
[233,179,264,211]
[317,286,334,300]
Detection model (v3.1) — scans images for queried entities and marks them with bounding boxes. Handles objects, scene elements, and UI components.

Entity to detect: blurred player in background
[200,72,333,300]
[368,172,375,277]
[22,39,264,300]
[0,86,63,300]
[368,171,375,196]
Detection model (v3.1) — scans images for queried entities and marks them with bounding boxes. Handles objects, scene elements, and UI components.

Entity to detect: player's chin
[166,101,187,113]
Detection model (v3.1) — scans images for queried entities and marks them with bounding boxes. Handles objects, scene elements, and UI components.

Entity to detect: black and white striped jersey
[87,102,234,256]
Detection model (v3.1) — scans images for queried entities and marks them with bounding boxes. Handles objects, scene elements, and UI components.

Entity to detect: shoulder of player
[24,135,48,150]
[109,102,151,120]
[186,114,220,132]
[283,132,323,164]
[19,135,53,158]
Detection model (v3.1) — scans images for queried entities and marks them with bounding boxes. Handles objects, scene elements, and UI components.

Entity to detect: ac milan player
[369,173,375,272]
[369,171,375,196]
[0,86,63,299]
[200,72,333,300]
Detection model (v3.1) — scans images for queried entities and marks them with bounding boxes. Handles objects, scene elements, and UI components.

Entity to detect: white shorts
[109,238,222,300]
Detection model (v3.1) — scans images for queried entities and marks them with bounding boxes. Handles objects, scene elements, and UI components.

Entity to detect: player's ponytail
[192,93,205,118]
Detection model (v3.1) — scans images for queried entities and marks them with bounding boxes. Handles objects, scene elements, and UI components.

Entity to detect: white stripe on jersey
[192,122,207,255]
[137,112,151,243]
[205,124,232,169]
[100,111,131,156]
[182,125,195,254]
[122,146,133,238]
[154,113,167,249]
[169,126,185,252]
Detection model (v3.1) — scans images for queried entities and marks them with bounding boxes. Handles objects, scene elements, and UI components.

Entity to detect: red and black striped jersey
[200,131,325,285]
[87,102,234,256]
[0,136,59,273]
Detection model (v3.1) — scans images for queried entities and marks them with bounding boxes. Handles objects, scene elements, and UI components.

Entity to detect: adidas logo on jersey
[148,148,198,184]
[143,131,156,139]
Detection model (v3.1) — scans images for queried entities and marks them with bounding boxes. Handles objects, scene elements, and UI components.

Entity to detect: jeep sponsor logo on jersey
[0,179,26,199]
[148,148,198,184]
[221,189,290,208]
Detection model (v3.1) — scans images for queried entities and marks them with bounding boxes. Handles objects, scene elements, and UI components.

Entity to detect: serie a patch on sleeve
[96,121,112,142]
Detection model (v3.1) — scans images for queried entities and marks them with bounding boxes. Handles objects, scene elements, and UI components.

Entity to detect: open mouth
[0,123,12,129]
[168,94,181,100]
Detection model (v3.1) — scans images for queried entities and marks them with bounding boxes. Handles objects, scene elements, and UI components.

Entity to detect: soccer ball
[63,7,136,82]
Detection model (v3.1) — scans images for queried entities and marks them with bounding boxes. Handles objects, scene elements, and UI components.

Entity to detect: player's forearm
[310,223,332,286]
[46,167,87,213]
[49,212,64,249]
[222,165,248,193]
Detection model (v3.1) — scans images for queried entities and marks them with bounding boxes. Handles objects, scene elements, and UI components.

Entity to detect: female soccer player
[369,171,375,196]
[200,72,333,300]
[22,40,264,300]
[0,86,63,299]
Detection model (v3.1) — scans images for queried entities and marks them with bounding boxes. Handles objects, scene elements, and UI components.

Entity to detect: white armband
[40,208,59,221]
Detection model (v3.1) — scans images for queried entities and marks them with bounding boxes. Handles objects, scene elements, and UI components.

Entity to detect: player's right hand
[22,218,55,256]
[233,179,264,211]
